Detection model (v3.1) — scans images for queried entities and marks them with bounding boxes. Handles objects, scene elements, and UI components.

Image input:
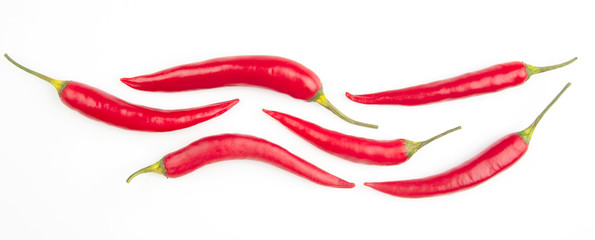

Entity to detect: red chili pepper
[5,54,238,132]
[126,134,355,188]
[121,55,377,128]
[263,109,460,165]
[364,83,571,198]
[346,58,576,105]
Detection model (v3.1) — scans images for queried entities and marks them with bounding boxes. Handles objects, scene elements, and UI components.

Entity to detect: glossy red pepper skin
[4,54,239,132]
[346,58,576,105]
[121,55,378,128]
[365,134,527,198]
[60,82,239,131]
[121,56,321,100]
[128,134,355,188]
[347,62,526,105]
[263,109,460,165]
[364,83,571,198]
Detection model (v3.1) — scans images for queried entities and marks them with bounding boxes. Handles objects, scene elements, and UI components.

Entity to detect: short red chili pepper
[126,134,355,188]
[263,109,460,165]
[121,55,377,128]
[346,58,576,105]
[364,83,571,198]
[5,54,238,132]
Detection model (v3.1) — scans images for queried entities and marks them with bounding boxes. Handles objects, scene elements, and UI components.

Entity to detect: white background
[1,0,593,239]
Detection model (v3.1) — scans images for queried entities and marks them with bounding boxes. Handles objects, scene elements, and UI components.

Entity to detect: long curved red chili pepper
[346,58,576,105]
[126,134,355,188]
[5,54,239,132]
[364,83,571,198]
[121,55,377,128]
[263,109,460,165]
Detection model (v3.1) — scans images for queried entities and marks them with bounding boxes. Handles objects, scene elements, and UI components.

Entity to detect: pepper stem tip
[126,158,167,183]
[518,82,571,144]
[310,89,378,129]
[405,126,462,158]
[525,57,577,79]
[4,53,68,93]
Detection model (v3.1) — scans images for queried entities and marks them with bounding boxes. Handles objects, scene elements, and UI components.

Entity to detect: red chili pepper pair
[342,58,576,197]
[7,54,380,131]
[365,83,571,197]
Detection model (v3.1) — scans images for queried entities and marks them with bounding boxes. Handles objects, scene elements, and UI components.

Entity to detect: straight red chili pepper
[263,109,460,165]
[346,58,576,105]
[126,134,355,188]
[364,83,571,198]
[121,55,377,128]
[5,54,238,132]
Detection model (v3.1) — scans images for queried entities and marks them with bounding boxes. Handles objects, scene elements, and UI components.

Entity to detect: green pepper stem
[126,158,167,183]
[518,82,571,144]
[310,89,378,129]
[4,54,68,93]
[525,57,577,79]
[404,126,462,158]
